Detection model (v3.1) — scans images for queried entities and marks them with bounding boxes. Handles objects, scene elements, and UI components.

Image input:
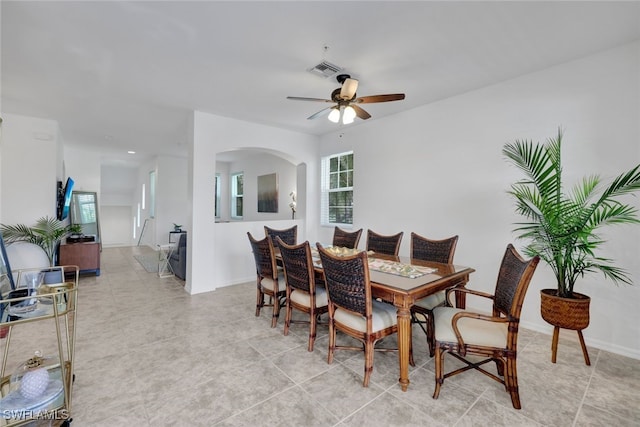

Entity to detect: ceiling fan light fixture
[328,107,341,123]
[342,106,356,124]
[340,78,358,100]
[288,74,404,123]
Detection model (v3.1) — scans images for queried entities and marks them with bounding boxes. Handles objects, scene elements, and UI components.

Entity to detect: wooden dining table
[366,253,474,391]
[276,247,475,391]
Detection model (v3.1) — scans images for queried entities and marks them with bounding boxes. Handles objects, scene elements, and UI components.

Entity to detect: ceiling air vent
[307,61,343,79]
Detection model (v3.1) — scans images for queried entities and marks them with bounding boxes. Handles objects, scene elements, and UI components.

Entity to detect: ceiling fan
[287,74,405,124]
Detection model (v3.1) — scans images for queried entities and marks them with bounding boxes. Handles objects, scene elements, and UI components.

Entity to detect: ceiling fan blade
[340,78,358,100]
[287,96,334,103]
[307,107,333,120]
[354,94,405,104]
[352,105,371,120]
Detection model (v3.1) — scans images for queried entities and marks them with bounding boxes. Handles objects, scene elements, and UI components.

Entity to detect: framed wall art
[257,173,278,213]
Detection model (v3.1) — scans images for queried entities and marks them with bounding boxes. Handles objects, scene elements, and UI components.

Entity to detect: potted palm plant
[502,128,640,364]
[0,216,72,282]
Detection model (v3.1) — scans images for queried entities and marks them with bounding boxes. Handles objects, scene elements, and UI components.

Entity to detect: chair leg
[327,318,336,364]
[363,340,374,387]
[412,310,436,357]
[409,332,415,367]
[308,309,317,352]
[271,300,280,328]
[255,286,264,317]
[504,356,521,409]
[432,346,443,399]
[426,312,436,357]
[409,342,415,367]
[283,301,292,336]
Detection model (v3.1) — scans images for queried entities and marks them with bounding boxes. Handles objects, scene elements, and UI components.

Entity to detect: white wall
[100,205,133,247]
[215,219,303,286]
[100,164,137,246]
[155,155,188,245]
[317,41,640,358]
[64,146,101,194]
[0,114,61,225]
[223,152,298,222]
[187,112,319,294]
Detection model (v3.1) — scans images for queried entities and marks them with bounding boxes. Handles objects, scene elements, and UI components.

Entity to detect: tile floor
[5,246,639,426]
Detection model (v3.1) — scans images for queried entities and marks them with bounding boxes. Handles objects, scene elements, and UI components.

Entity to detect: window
[76,193,97,224]
[321,151,353,225]
[231,172,243,219]
[214,174,221,218]
[149,170,156,219]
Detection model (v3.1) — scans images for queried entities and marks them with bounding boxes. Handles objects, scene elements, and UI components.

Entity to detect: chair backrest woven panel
[264,225,297,250]
[493,244,539,317]
[278,239,312,293]
[366,230,404,256]
[247,232,276,280]
[318,245,369,317]
[410,233,458,264]
[332,227,363,249]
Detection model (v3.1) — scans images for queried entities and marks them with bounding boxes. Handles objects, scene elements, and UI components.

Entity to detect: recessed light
[127,151,136,154]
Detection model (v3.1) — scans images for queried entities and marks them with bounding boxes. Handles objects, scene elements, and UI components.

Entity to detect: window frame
[148,170,156,219]
[214,173,221,218]
[321,151,354,226]
[231,172,243,219]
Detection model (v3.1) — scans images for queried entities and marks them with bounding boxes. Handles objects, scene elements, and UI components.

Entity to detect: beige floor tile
[4,246,637,427]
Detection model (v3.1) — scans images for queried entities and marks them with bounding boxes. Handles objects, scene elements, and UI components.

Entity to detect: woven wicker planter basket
[540,289,590,330]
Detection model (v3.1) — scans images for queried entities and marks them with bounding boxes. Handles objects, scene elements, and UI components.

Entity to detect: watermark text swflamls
[2,408,70,420]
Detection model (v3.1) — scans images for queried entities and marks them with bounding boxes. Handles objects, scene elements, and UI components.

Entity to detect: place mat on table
[367,259,436,279]
[311,247,373,257]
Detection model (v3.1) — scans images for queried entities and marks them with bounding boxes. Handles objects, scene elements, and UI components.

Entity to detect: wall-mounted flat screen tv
[57,177,74,221]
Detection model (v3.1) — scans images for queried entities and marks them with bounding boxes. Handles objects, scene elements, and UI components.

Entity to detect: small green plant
[69,224,83,235]
[1,216,72,267]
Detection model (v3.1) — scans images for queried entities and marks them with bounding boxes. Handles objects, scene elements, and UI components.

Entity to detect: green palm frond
[0,216,70,267]
[503,128,640,297]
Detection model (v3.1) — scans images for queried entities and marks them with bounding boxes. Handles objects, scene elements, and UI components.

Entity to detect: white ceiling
[2,1,640,168]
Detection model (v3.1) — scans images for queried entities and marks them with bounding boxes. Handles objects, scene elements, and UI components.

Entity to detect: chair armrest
[445,287,494,307]
[450,311,508,355]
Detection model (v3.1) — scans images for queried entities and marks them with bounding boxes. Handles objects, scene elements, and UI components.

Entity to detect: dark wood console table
[59,241,101,276]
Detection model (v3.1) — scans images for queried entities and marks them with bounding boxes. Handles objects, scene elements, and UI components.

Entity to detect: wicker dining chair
[410,233,459,356]
[264,225,297,251]
[247,232,286,328]
[317,243,404,387]
[277,238,328,351]
[432,244,539,409]
[332,227,363,249]
[365,230,403,256]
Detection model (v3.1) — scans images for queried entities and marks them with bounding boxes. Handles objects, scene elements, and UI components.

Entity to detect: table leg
[396,305,412,391]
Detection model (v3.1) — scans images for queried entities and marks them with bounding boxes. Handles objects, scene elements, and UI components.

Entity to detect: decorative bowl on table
[325,246,360,257]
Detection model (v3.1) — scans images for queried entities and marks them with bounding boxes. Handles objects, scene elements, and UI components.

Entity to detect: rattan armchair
[410,233,459,356]
[277,238,328,351]
[317,243,404,387]
[365,230,403,256]
[264,225,297,251]
[432,244,539,409]
[332,227,363,249]
[247,232,286,328]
